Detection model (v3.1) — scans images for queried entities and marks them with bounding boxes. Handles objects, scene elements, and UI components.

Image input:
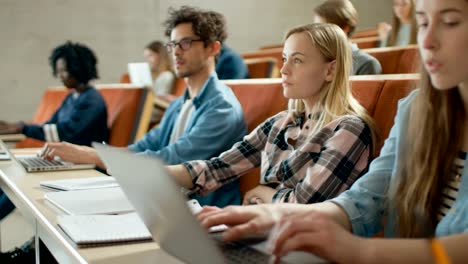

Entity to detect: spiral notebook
[58,213,152,246]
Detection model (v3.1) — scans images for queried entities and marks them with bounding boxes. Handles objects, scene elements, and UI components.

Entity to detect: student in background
[313,0,382,75]
[143,40,175,96]
[166,23,376,205]
[207,11,249,79]
[143,40,176,125]
[0,41,109,146]
[41,6,246,208]
[0,41,108,263]
[199,0,468,263]
[378,0,417,47]
[216,45,249,79]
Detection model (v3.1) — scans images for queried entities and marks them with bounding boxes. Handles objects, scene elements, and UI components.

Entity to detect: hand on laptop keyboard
[188,200,228,233]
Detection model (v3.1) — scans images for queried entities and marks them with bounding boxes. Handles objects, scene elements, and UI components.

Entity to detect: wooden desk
[0,134,26,142]
[0,134,26,148]
[0,152,182,264]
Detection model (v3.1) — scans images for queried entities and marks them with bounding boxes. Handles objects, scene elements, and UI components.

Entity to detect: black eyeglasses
[165,38,204,52]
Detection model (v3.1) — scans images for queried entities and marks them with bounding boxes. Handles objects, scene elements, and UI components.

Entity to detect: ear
[325,60,336,82]
[207,41,222,57]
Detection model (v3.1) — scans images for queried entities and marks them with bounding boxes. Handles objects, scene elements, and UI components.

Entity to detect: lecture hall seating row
[18,74,419,199]
[259,27,380,50]
[240,44,420,76]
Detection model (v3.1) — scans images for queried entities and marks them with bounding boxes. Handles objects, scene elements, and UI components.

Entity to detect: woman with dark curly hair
[0,42,110,263]
[0,41,109,146]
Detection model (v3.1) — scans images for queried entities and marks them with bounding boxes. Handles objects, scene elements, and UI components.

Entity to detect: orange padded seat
[16,84,153,148]
[225,79,287,136]
[352,27,379,38]
[351,36,381,49]
[363,45,420,74]
[243,57,278,78]
[119,73,131,84]
[242,48,284,72]
[171,78,186,97]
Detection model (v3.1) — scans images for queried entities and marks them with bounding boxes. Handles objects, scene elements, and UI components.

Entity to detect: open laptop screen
[128,62,153,87]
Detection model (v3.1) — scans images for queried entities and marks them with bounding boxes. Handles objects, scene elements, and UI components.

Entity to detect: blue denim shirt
[128,72,247,207]
[331,90,468,237]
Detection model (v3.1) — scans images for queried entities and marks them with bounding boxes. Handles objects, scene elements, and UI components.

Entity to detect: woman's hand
[377,22,392,40]
[242,185,276,205]
[267,210,367,264]
[197,204,288,241]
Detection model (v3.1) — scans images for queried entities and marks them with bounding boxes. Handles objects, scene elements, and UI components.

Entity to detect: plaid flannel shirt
[184,111,372,203]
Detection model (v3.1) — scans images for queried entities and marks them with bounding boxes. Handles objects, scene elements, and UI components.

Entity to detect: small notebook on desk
[58,213,152,246]
[40,176,119,191]
[45,187,134,215]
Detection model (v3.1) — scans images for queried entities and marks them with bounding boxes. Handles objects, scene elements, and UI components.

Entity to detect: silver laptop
[0,140,95,172]
[128,62,153,87]
[93,142,323,264]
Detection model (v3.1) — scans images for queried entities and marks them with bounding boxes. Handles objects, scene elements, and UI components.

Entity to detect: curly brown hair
[163,6,227,46]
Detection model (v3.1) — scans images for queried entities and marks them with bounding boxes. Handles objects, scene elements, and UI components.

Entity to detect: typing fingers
[40,145,53,160]
[199,208,251,228]
[223,218,271,241]
[267,212,322,256]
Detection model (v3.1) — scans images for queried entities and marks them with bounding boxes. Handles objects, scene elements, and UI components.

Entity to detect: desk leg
[35,219,40,264]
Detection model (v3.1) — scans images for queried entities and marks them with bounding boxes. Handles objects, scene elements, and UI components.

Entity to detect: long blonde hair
[389,0,417,46]
[285,23,377,153]
[391,69,464,237]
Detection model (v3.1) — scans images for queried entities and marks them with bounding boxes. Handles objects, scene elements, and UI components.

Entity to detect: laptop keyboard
[216,239,287,264]
[19,157,68,171]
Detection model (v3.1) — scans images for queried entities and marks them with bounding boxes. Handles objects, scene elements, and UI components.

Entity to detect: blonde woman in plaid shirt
[168,23,376,205]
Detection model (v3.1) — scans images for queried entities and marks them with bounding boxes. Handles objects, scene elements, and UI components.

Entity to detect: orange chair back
[172,78,186,97]
[352,27,379,38]
[242,48,284,71]
[363,45,420,74]
[244,57,278,78]
[351,36,381,49]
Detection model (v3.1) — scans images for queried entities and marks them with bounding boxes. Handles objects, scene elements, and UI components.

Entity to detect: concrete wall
[0,0,392,121]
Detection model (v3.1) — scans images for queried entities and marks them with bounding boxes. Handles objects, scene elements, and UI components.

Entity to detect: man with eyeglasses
[138,5,246,207]
[41,6,246,208]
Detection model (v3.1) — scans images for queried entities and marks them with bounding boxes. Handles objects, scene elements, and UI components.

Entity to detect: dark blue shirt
[22,87,109,146]
[216,45,249,79]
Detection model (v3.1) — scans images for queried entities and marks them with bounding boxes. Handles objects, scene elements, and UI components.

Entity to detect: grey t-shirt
[351,44,382,75]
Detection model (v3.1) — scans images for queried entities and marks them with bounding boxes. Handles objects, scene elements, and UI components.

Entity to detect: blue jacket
[331,90,468,237]
[216,45,249,80]
[129,72,247,207]
[22,87,109,146]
